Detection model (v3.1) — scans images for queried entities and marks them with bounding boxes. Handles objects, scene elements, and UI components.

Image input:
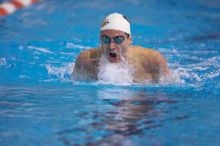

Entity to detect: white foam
[175,68,202,82]
[0,58,7,66]
[66,42,91,49]
[193,66,208,71]
[205,68,220,79]
[97,56,187,85]
[46,62,74,79]
[98,56,134,85]
[159,69,185,84]
[27,46,54,54]
[59,52,76,56]
[198,56,220,67]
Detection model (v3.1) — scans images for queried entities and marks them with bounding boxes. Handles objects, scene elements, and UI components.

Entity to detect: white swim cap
[100,13,131,35]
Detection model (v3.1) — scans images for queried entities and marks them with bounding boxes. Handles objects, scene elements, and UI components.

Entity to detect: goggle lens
[101,35,125,44]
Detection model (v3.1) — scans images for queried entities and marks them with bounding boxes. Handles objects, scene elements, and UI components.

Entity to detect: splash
[97,55,185,85]
[42,53,219,86]
[46,62,74,80]
[22,45,54,54]
[66,42,91,50]
[159,69,185,85]
[98,56,134,85]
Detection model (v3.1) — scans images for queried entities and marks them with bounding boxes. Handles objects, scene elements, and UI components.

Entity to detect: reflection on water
[57,88,177,146]
[0,0,219,145]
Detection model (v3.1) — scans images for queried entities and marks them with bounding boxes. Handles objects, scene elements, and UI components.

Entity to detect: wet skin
[100,29,132,63]
[73,29,169,83]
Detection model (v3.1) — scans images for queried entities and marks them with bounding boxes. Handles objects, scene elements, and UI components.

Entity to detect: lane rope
[0,0,39,16]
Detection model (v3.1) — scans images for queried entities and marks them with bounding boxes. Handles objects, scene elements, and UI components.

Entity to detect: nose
[109,42,116,51]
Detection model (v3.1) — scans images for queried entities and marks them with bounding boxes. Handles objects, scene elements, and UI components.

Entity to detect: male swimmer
[73,13,169,83]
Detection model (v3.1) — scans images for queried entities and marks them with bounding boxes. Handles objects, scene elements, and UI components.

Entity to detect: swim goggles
[101,35,125,44]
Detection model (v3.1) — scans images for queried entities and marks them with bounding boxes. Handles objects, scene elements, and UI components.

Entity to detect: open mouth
[109,52,117,58]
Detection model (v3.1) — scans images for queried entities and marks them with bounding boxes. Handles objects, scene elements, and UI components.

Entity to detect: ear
[128,36,132,45]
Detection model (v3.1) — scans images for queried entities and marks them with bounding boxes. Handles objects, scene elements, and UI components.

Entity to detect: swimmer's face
[100,29,132,63]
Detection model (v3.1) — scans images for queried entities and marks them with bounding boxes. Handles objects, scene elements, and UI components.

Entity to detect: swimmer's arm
[145,51,170,83]
[73,49,100,80]
[73,51,89,80]
[155,52,169,75]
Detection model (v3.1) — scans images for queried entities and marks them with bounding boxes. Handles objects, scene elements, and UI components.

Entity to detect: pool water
[0,0,220,146]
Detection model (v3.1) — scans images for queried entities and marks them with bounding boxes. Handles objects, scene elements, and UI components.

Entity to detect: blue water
[0,0,220,146]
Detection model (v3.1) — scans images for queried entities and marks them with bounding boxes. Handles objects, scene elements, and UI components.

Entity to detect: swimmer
[73,13,169,83]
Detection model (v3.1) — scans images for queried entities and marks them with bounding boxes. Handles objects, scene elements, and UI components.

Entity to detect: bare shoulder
[128,46,163,57]
[73,48,101,80]
[76,48,102,62]
[128,46,169,75]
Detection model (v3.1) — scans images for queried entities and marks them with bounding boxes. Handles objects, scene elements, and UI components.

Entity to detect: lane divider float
[0,0,39,16]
